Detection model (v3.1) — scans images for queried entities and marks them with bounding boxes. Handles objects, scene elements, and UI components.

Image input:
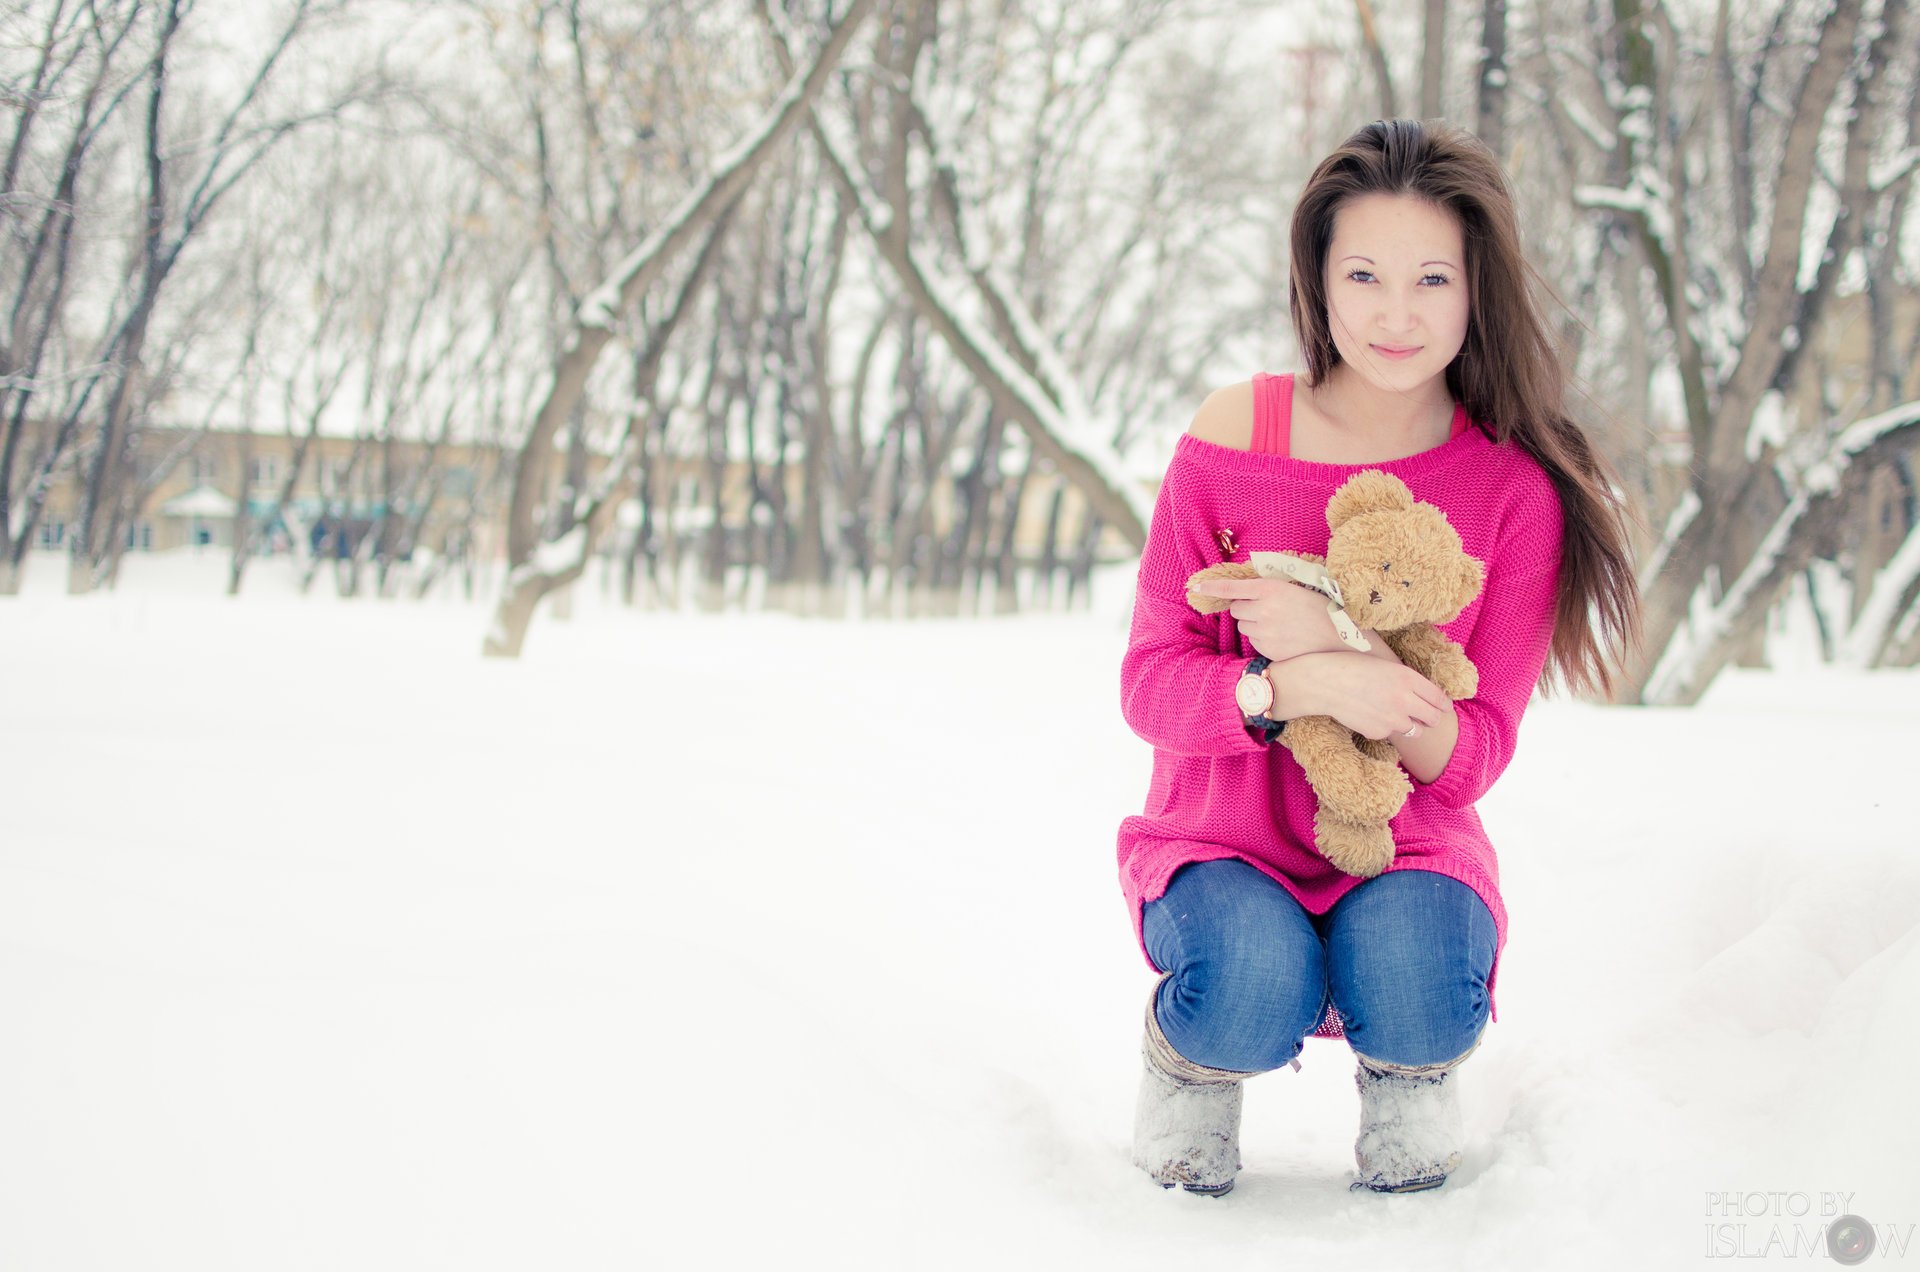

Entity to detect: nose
[1380,287,1418,336]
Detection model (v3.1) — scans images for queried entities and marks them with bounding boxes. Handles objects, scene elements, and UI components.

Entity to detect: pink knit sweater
[1117,372,1564,1039]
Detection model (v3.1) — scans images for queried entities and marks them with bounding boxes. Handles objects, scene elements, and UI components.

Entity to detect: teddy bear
[1184,470,1484,878]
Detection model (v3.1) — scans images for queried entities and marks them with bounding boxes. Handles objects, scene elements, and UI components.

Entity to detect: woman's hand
[1189,576,1354,663]
[1267,651,1454,742]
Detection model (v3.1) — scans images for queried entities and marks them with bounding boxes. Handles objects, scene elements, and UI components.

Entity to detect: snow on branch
[776,24,1153,545]
[1637,487,1700,592]
[1644,489,1807,703]
[1827,396,1920,473]
[1869,145,1920,193]
[501,423,645,594]
[1839,517,1920,666]
[574,0,880,332]
[1560,95,1618,153]
[1573,173,1675,262]
[1643,395,1920,700]
[939,252,1155,536]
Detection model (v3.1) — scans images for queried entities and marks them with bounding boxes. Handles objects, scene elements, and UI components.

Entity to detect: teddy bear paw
[1312,762,1412,824]
[1183,562,1261,614]
[1316,818,1396,878]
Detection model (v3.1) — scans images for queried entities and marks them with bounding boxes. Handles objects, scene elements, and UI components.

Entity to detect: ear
[1326,470,1415,531]
[1454,553,1486,603]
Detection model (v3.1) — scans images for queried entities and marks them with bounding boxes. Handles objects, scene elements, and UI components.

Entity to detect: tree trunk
[1420,0,1448,119]
[1476,0,1506,157]
[1352,0,1399,119]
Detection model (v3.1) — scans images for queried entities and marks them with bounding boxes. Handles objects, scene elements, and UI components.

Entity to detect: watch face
[1235,672,1273,716]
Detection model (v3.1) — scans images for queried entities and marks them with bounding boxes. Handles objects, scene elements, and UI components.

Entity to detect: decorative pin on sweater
[1183,470,1486,878]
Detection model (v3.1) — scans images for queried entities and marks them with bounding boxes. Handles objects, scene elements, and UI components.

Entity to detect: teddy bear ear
[1326,470,1415,531]
[1424,554,1485,624]
[1455,553,1486,602]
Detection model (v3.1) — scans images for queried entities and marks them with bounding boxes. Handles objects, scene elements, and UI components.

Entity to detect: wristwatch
[1235,655,1285,744]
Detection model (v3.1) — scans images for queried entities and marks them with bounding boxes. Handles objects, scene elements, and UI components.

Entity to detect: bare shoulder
[1185,380,1255,450]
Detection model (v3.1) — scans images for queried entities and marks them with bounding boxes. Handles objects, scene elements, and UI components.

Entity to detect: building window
[250,456,279,488]
[442,465,475,498]
[322,458,351,494]
[124,521,152,552]
[191,456,218,486]
[36,520,65,550]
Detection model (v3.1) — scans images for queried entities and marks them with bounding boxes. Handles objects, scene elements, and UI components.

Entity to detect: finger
[1192,580,1262,600]
[1406,702,1444,730]
[1409,678,1452,715]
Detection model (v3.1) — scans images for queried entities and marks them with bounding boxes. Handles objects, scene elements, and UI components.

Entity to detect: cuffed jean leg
[1323,868,1496,1069]
[1142,859,1329,1074]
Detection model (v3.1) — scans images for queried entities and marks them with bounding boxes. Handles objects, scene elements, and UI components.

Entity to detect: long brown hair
[1289,118,1641,699]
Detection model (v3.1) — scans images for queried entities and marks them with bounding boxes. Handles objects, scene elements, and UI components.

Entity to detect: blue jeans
[1143,858,1496,1073]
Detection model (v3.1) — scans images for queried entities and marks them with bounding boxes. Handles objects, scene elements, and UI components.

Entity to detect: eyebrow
[1340,255,1459,268]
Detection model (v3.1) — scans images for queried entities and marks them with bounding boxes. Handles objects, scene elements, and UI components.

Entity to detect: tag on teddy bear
[1248,551,1373,652]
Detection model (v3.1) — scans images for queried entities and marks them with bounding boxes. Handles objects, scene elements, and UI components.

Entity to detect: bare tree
[481,0,880,656]
[1,0,152,593]
[1513,0,1920,700]
[0,0,388,594]
[765,0,1157,558]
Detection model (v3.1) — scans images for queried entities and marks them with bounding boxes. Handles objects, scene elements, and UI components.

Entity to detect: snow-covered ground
[3,552,1916,1271]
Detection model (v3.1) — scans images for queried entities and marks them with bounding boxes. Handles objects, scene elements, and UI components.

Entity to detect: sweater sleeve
[1118,455,1273,758]
[1410,496,1563,809]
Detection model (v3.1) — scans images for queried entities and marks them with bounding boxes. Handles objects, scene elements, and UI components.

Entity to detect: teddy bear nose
[1369,589,1383,605]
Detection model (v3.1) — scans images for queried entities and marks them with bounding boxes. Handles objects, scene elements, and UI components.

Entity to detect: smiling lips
[1372,344,1420,360]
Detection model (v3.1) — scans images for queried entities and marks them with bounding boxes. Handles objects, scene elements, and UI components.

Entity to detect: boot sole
[1159,1180,1235,1197]
[1355,1174,1447,1194]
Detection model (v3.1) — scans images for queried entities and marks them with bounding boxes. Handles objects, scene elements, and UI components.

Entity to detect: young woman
[1117,119,1640,1198]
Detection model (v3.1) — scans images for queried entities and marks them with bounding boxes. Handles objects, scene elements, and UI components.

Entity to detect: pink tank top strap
[1249,371,1292,456]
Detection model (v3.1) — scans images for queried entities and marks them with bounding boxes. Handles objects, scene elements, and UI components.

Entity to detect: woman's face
[1321,193,1470,395]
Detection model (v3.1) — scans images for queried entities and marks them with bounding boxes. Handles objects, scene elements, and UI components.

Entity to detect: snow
[1839,520,1920,666]
[1868,145,1920,194]
[1572,175,1675,262]
[1645,491,1807,703]
[1744,389,1790,462]
[2,555,1917,1270]
[1559,94,1617,153]
[1830,395,1920,460]
[1645,395,1920,696]
[529,522,587,576]
[1637,486,1699,591]
[158,485,240,519]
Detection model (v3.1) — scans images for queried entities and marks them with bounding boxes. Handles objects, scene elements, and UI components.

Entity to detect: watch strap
[1239,655,1285,744]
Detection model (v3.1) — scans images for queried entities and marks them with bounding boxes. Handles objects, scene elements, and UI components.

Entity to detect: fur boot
[1350,1037,1480,1193]
[1130,976,1256,1197]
